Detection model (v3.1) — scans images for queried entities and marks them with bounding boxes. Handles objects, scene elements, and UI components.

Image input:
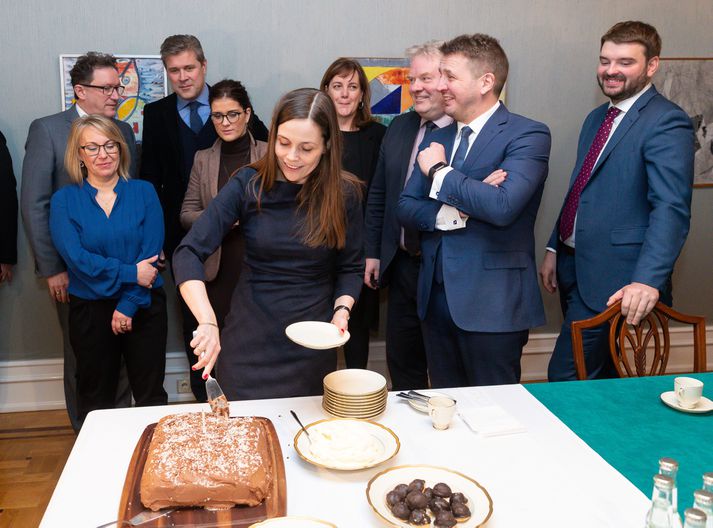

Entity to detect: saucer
[285,321,350,350]
[660,391,713,414]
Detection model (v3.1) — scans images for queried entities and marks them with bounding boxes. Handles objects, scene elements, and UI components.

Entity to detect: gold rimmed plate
[294,418,399,471]
[366,465,493,528]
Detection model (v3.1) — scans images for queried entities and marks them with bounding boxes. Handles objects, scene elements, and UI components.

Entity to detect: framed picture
[60,54,167,143]
[654,57,713,188]
[354,57,411,126]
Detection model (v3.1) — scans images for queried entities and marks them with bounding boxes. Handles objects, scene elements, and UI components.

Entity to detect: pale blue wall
[1,0,711,360]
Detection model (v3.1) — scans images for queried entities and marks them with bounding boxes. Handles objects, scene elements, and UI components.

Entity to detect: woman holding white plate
[173,88,363,400]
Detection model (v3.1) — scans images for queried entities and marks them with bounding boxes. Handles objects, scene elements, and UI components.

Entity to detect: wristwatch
[428,161,448,179]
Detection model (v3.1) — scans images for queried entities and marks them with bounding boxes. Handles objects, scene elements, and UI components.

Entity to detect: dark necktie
[559,106,621,241]
[450,125,473,171]
[189,101,203,134]
[403,121,438,256]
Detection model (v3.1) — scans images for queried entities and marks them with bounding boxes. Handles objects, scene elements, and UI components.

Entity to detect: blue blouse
[50,178,164,317]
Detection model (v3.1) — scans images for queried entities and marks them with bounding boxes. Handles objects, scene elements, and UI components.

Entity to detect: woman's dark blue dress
[173,167,363,400]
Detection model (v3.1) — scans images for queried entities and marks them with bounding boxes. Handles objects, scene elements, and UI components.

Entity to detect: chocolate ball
[406,490,429,510]
[409,509,431,525]
[432,482,452,498]
[393,483,409,499]
[452,502,471,519]
[390,501,410,520]
[450,492,468,505]
[407,478,426,493]
[386,490,401,507]
[434,510,457,528]
[429,497,450,512]
[423,487,433,501]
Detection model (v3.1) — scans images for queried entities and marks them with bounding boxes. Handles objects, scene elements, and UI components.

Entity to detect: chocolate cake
[140,413,272,511]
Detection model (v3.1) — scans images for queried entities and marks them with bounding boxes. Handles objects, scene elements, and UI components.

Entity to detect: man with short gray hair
[21,51,137,430]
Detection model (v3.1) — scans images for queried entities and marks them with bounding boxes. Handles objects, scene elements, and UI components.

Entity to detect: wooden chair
[571,300,707,380]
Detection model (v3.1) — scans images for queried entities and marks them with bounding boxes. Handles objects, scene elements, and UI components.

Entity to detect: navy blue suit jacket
[398,104,550,332]
[547,86,694,312]
[364,111,421,283]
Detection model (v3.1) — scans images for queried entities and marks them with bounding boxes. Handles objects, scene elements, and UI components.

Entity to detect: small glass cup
[428,396,456,430]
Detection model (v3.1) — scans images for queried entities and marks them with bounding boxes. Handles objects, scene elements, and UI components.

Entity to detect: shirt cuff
[435,204,467,231]
[545,247,557,254]
[120,264,137,284]
[429,167,452,200]
[116,298,138,317]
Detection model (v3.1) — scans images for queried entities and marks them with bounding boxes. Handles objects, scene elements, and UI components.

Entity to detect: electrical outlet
[177,378,192,394]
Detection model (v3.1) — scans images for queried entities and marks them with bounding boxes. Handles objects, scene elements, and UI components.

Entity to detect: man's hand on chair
[607,282,659,325]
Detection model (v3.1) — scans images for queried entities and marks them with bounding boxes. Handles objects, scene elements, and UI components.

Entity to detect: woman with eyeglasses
[180,79,267,328]
[50,115,168,425]
[173,88,363,400]
[320,58,386,369]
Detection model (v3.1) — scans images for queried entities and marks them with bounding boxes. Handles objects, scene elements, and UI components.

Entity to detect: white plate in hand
[285,321,350,350]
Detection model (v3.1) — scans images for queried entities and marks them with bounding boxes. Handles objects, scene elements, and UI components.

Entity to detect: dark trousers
[422,281,528,388]
[548,250,617,381]
[179,294,207,401]
[68,288,168,425]
[385,249,428,390]
[343,285,379,369]
[55,300,132,432]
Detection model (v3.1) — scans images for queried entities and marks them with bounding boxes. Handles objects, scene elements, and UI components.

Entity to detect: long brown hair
[320,58,373,129]
[250,88,361,249]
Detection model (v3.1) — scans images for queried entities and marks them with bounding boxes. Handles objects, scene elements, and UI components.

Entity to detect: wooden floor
[0,410,75,528]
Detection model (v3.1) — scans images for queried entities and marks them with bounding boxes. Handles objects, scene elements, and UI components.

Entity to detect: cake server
[94,507,175,528]
[205,375,224,402]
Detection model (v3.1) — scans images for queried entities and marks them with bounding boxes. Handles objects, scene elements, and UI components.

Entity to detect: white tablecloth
[40,384,650,527]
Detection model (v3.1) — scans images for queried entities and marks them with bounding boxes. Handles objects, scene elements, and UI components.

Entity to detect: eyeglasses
[80,141,120,156]
[79,84,125,96]
[209,111,244,124]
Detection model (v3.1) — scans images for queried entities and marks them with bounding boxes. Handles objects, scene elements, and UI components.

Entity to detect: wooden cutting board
[118,416,286,527]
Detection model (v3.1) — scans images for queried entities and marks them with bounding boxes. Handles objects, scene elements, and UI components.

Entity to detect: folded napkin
[458,405,527,437]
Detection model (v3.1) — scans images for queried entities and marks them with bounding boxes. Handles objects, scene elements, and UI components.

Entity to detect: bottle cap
[684,508,707,523]
[653,474,674,490]
[694,489,713,506]
[659,457,679,472]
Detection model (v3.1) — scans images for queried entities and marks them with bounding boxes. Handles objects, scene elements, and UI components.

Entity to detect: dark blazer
[547,85,694,311]
[20,106,137,277]
[364,111,421,283]
[179,135,267,280]
[0,130,18,265]
[398,104,551,332]
[140,92,268,258]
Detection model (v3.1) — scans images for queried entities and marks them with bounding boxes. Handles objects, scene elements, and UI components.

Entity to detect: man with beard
[540,21,694,381]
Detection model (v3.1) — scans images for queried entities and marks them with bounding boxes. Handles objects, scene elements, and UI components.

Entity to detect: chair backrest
[571,301,707,380]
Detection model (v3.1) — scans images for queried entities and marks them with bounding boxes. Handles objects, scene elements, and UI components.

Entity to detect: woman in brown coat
[180,79,267,327]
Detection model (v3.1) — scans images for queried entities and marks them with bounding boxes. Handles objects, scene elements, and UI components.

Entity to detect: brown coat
[180,134,267,280]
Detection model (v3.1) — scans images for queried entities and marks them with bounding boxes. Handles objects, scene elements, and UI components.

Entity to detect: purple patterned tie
[559,106,621,241]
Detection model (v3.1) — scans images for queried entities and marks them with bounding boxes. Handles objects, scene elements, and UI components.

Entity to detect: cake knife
[94,508,175,528]
[206,375,230,417]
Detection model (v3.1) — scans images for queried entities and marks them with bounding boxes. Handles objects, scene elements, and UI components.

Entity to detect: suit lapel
[163,94,181,155]
[590,86,658,176]
[397,113,422,188]
[207,139,222,198]
[463,104,508,166]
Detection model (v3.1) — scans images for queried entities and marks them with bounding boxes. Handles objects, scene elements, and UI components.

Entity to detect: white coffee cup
[428,396,456,430]
[674,377,704,409]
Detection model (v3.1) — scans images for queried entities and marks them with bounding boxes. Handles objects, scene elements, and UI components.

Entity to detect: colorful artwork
[355,58,411,126]
[60,55,167,143]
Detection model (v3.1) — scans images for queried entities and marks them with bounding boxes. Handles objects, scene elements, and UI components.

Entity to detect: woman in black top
[321,58,386,369]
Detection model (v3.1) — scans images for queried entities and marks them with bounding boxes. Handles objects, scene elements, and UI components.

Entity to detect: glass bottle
[692,490,713,528]
[683,508,707,528]
[660,458,682,528]
[703,474,713,493]
[647,474,679,528]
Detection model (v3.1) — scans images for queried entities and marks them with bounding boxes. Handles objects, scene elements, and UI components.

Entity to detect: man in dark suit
[0,130,17,285]
[20,52,137,430]
[140,35,267,401]
[364,41,453,390]
[398,34,551,388]
[540,21,694,381]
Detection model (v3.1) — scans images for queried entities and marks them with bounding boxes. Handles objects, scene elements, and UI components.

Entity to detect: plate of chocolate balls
[366,465,493,527]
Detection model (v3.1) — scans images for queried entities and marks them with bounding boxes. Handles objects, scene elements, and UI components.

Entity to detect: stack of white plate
[322,369,388,419]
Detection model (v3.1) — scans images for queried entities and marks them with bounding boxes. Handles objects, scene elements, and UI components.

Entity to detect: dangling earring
[80,161,85,168]
[358,101,364,110]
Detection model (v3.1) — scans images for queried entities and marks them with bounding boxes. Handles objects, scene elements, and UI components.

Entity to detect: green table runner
[525,373,712,508]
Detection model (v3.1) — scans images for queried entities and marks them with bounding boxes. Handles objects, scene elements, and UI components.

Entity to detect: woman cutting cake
[173,88,364,400]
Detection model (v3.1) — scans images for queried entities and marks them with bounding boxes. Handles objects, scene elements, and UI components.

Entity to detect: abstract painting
[60,54,167,143]
[654,58,713,187]
[355,57,411,126]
